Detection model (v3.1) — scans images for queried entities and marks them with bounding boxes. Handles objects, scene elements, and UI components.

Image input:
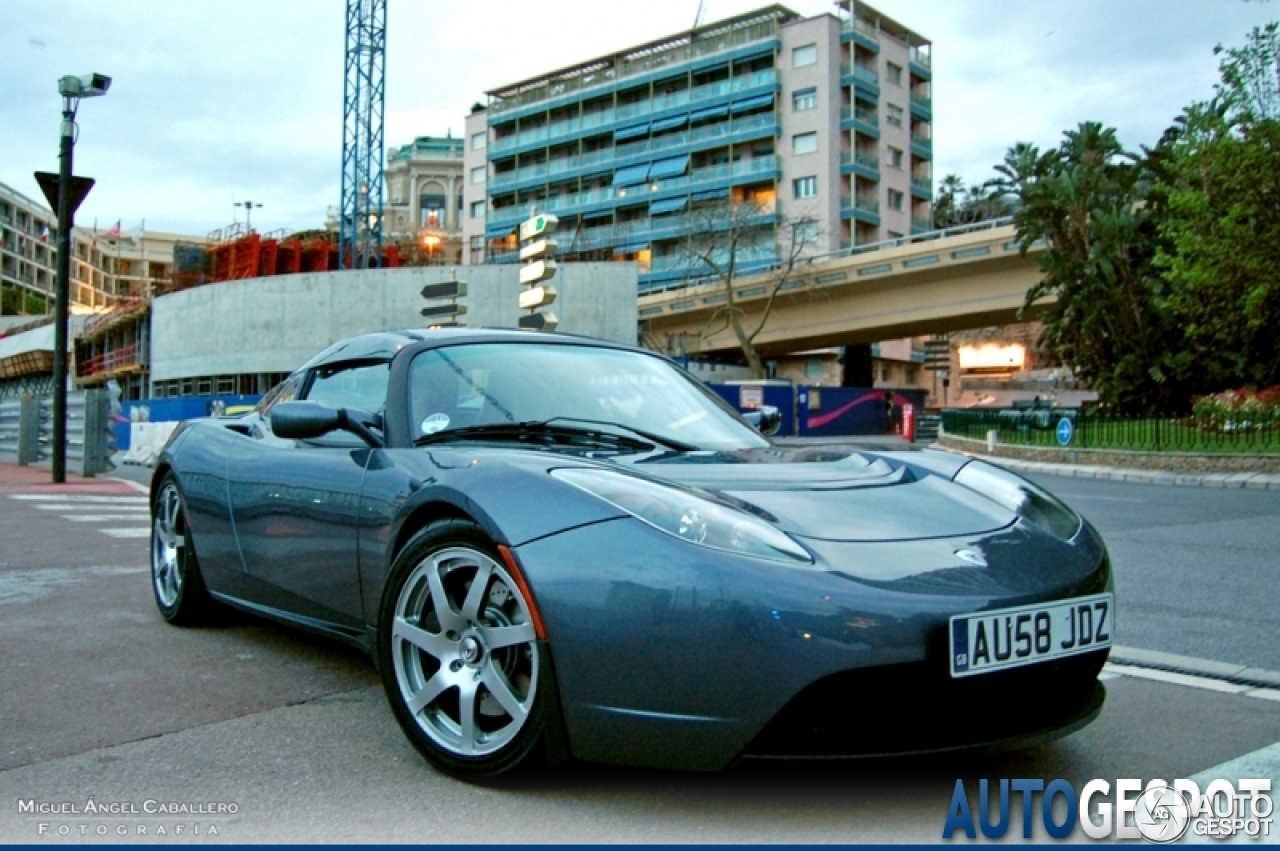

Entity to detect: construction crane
[339,0,387,270]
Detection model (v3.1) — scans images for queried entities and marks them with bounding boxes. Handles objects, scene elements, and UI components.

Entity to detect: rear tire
[377,519,554,781]
[151,473,217,626]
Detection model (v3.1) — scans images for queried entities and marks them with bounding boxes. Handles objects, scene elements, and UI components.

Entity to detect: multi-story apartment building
[384,135,466,263]
[462,1,932,291]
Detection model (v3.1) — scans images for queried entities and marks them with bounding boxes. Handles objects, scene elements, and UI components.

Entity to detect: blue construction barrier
[113,395,261,451]
[797,386,927,437]
[708,382,797,436]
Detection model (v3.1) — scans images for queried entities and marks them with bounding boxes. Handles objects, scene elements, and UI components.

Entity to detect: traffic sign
[518,311,559,331]
[1056,417,1074,446]
[519,213,559,242]
[420,302,468,319]
[518,285,557,310]
[420,280,467,300]
[519,238,558,262]
[519,259,558,286]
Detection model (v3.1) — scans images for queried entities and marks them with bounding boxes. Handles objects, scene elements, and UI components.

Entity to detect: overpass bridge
[637,218,1048,356]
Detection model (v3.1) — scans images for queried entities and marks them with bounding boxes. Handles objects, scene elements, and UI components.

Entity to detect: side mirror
[271,401,384,447]
[743,404,782,436]
[271,401,341,439]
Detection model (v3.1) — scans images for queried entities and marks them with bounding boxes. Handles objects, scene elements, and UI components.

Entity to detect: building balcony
[840,151,880,181]
[489,69,779,157]
[840,16,880,53]
[911,216,933,234]
[909,47,932,80]
[488,155,782,231]
[910,135,933,160]
[910,176,932,200]
[909,91,932,121]
[840,104,880,138]
[840,196,881,226]
[840,63,880,100]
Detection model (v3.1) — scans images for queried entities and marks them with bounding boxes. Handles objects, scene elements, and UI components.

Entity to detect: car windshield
[408,343,769,451]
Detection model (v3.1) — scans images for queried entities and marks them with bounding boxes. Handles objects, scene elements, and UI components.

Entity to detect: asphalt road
[0,465,1276,843]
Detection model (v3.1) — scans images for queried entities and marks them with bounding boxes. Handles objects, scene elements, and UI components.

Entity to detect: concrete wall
[150,262,637,382]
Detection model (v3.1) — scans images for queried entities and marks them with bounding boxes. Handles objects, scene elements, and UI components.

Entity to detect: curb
[1109,645,1280,690]
[931,444,1280,490]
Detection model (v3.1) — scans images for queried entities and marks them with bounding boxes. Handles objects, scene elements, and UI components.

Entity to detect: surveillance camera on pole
[39,72,110,484]
[517,213,559,331]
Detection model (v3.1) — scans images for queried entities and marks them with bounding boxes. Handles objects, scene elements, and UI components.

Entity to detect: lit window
[887,189,905,211]
[471,166,486,184]
[886,62,903,86]
[792,132,818,155]
[792,87,817,111]
[792,44,817,68]
[793,176,818,199]
[887,146,904,168]
[470,200,485,218]
[471,132,487,150]
[886,104,904,128]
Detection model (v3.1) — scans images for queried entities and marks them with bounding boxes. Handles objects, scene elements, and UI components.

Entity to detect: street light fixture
[234,200,263,230]
[47,72,111,484]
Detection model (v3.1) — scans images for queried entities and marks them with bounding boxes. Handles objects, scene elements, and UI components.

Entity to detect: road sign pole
[51,103,76,484]
[517,213,559,331]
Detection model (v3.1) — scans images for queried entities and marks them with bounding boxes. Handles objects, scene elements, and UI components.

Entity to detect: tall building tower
[461,2,931,291]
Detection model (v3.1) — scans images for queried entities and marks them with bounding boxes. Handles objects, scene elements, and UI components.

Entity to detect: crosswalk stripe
[99,528,151,539]
[9,494,148,504]
[65,515,155,522]
[32,504,149,512]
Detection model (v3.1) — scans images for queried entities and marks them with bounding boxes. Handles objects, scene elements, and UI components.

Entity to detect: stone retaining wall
[936,433,1280,473]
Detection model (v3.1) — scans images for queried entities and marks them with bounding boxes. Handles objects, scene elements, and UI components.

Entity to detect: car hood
[633,447,1017,542]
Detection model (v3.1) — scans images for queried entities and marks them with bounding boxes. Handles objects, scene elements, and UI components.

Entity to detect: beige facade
[384,135,465,264]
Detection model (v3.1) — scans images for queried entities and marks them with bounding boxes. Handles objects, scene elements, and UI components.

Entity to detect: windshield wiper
[413,420,676,452]
[538,417,697,452]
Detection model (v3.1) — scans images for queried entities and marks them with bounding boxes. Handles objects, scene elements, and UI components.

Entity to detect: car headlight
[953,460,1081,541]
[552,467,812,565]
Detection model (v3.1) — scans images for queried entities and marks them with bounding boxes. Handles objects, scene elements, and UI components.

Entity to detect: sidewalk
[934,445,1280,490]
[0,460,147,494]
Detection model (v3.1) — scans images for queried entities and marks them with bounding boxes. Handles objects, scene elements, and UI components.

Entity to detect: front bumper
[514,515,1113,771]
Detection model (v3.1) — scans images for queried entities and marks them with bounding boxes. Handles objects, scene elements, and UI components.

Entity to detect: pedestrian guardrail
[942,408,1280,453]
[1,389,115,475]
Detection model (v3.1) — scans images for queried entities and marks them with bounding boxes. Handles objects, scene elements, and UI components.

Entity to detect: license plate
[949,593,1113,678]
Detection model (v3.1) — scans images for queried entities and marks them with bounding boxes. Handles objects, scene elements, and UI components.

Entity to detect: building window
[793,176,818,199]
[805,358,825,379]
[886,103,904,128]
[794,219,819,244]
[886,62,903,86]
[470,200,485,218]
[792,44,817,68]
[470,166,485,184]
[792,87,817,111]
[471,132,486,150]
[887,188,905,211]
[792,131,818,155]
[887,146,904,168]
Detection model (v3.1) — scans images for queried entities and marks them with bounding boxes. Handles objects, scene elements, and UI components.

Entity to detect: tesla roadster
[150,328,1113,780]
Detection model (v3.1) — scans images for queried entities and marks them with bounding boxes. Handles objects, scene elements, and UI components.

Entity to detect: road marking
[9,494,149,504]
[1104,663,1252,694]
[31,503,148,512]
[99,528,151,539]
[1052,494,1149,503]
[64,514,154,522]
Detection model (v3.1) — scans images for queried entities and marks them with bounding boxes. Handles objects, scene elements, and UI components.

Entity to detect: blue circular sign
[1056,417,1074,446]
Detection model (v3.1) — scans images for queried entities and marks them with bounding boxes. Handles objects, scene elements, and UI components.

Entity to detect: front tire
[377,519,551,781]
[151,473,217,625]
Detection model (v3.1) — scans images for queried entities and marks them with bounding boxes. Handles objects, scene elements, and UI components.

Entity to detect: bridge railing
[640,216,1021,299]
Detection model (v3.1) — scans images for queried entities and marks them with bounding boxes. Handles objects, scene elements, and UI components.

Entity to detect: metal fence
[942,407,1280,454]
[0,390,114,474]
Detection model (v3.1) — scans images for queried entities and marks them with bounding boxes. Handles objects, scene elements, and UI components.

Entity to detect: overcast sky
[1,0,1273,237]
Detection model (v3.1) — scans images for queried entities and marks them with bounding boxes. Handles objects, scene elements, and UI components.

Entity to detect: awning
[690,188,730,202]
[611,163,651,187]
[614,123,649,142]
[613,242,650,255]
[647,154,690,180]
[690,103,730,123]
[485,221,517,238]
[649,196,688,216]
[649,114,688,133]
[730,93,775,114]
[582,208,613,220]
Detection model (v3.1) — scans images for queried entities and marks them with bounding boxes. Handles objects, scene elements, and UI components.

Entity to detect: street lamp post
[235,200,263,230]
[47,73,110,484]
